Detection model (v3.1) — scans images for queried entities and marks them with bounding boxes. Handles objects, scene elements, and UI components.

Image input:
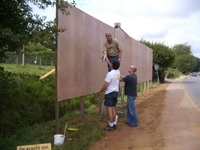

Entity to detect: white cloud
[33,0,200,58]
[82,0,200,58]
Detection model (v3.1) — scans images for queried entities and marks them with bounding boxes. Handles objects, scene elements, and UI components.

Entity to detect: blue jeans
[107,55,119,72]
[127,96,138,126]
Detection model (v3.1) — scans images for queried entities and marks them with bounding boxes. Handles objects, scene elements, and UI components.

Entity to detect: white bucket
[54,134,65,145]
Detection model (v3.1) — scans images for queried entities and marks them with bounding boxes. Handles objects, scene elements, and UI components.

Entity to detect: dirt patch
[89,83,169,150]
[89,77,200,150]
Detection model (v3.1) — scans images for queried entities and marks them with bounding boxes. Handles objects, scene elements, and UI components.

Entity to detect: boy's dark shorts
[104,92,118,107]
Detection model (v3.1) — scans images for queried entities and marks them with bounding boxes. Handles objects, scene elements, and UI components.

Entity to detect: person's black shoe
[123,122,129,125]
[104,125,114,131]
[128,124,138,127]
[124,122,138,127]
[113,125,117,129]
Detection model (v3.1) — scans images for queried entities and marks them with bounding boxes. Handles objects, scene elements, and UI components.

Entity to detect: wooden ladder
[116,86,125,114]
[99,86,125,120]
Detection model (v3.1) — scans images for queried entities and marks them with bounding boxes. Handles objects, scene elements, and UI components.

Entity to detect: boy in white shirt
[98,60,120,131]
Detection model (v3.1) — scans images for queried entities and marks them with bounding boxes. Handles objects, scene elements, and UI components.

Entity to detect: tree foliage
[1,0,30,57]
[140,40,175,68]
[25,42,51,52]
[193,57,200,72]
[174,55,196,74]
[30,20,57,51]
[0,0,49,60]
[172,43,198,73]
[140,40,175,82]
[0,0,76,61]
[172,43,192,55]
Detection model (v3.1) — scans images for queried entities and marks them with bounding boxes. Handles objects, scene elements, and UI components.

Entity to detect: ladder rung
[116,105,123,108]
[99,86,125,119]
[116,111,124,114]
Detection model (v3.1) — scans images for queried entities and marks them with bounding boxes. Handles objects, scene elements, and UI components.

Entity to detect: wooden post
[98,94,102,115]
[140,82,143,95]
[147,80,150,92]
[144,81,147,94]
[55,0,59,134]
[22,45,25,66]
[80,96,85,122]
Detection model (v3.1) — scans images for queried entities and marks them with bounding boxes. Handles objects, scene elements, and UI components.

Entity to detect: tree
[174,55,196,74]
[30,20,57,51]
[0,0,76,61]
[25,42,51,52]
[172,43,192,55]
[172,43,197,74]
[193,57,200,72]
[0,0,49,61]
[140,40,175,82]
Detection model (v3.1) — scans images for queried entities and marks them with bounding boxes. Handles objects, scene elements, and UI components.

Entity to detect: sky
[35,0,200,58]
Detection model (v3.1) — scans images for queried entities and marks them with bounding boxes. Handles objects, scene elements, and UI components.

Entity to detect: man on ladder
[102,33,122,72]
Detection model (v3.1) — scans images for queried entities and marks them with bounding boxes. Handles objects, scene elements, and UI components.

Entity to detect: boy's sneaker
[104,125,114,131]
[113,125,117,129]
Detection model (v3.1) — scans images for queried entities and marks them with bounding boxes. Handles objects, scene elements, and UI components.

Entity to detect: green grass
[0,63,164,150]
[0,111,104,150]
[0,64,104,150]
[0,63,54,76]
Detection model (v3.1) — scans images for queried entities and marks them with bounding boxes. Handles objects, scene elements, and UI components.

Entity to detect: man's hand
[120,75,125,78]
[105,58,112,67]
[120,75,124,82]
[102,55,106,62]
[118,57,121,62]
[97,92,101,97]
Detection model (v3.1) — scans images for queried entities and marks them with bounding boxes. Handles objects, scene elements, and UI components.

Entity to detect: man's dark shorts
[104,92,118,107]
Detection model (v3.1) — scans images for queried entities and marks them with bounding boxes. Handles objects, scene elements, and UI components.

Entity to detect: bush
[0,70,98,138]
[166,68,183,79]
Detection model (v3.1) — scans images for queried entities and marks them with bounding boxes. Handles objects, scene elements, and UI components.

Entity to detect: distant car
[191,72,197,76]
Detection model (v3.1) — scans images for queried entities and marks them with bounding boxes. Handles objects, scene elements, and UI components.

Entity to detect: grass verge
[0,110,105,150]
[0,63,54,76]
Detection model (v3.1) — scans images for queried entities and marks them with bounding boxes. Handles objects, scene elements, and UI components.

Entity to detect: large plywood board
[57,6,152,101]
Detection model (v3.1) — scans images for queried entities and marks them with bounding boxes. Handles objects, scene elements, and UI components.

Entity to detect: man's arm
[120,76,124,82]
[98,81,109,96]
[115,39,122,62]
[102,50,107,56]
[103,43,107,56]
[118,50,122,62]
[105,57,112,68]
[102,44,108,62]
[103,45,111,66]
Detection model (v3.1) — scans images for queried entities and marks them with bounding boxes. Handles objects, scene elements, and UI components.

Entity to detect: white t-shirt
[105,69,120,94]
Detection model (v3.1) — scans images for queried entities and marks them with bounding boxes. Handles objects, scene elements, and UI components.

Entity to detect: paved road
[183,75,200,107]
[163,76,200,149]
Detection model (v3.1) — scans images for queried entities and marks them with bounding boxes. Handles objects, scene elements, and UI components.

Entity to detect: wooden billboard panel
[57,8,84,101]
[114,29,133,75]
[57,6,153,101]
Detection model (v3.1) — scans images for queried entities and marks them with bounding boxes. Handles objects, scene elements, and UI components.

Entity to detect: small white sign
[17,143,51,150]
[154,64,159,70]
